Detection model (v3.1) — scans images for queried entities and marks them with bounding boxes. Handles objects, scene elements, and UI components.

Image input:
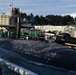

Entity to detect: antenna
[11,3,13,9]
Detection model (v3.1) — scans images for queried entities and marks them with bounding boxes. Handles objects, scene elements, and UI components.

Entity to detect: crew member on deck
[21,31,25,39]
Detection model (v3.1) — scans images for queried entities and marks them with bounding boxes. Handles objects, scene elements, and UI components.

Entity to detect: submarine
[0,38,76,71]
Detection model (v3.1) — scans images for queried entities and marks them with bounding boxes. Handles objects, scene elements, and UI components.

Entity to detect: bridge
[0,25,34,28]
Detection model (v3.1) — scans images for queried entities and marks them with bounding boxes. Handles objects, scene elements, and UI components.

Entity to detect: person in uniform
[33,30,39,40]
[10,31,15,39]
[21,31,25,39]
[28,30,33,40]
[4,31,8,38]
[0,31,2,38]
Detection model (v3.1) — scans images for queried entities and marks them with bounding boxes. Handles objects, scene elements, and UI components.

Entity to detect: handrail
[0,58,38,75]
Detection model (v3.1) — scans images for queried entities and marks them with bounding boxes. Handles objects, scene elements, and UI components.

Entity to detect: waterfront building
[0,13,11,25]
[35,25,76,32]
[0,13,11,32]
[35,25,76,38]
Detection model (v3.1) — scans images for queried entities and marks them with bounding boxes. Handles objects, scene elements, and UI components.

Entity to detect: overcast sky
[0,0,76,17]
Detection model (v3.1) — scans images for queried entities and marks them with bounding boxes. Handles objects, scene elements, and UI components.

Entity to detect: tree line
[20,13,75,25]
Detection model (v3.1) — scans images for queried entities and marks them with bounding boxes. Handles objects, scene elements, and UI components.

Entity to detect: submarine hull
[0,38,76,71]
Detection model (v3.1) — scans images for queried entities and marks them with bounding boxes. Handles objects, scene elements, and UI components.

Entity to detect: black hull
[0,38,76,71]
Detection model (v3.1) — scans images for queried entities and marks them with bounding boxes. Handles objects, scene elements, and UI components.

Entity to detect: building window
[1,15,3,18]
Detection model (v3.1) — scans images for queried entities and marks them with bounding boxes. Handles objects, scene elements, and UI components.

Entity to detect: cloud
[62,13,76,18]
[0,0,76,16]
[69,13,76,18]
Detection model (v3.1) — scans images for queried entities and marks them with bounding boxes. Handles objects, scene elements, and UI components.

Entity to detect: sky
[0,0,76,17]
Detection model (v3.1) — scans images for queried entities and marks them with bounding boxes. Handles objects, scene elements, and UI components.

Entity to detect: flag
[8,5,12,8]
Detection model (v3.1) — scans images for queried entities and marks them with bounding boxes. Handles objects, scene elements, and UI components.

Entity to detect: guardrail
[0,58,38,75]
[65,43,76,50]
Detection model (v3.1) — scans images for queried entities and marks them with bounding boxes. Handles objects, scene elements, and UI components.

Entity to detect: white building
[35,25,68,32]
[35,25,76,32]
[0,13,11,32]
[35,25,76,37]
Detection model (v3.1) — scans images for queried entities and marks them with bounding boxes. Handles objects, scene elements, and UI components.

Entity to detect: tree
[34,15,40,25]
